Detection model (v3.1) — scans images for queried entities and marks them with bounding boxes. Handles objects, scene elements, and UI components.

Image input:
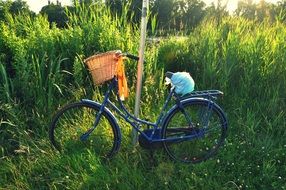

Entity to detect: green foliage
[0,5,285,190]
[157,37,190,72]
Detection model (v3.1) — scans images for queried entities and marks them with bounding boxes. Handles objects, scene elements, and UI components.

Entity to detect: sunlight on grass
[0,2,285,189]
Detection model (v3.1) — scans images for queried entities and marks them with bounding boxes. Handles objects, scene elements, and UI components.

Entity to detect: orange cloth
[117,57,128,100]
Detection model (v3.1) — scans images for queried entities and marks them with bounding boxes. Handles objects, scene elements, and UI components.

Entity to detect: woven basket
[84,50,121,85]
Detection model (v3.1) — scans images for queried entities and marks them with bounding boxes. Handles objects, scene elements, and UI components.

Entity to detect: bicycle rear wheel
[162,99,227,163]
[49,102,119,158]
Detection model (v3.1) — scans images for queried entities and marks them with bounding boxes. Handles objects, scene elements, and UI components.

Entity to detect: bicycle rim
[49,102,118,158]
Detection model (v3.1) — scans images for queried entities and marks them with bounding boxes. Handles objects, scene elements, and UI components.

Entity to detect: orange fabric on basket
[117,57,129,100]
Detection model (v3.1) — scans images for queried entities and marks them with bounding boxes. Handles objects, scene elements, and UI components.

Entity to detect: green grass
[0,4,285,190]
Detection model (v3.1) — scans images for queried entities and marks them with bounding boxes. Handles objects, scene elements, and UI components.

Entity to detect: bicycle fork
[80,83,114,141]
[80,108,104,141]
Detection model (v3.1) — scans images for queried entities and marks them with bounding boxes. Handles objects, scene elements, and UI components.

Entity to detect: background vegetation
[0,0,285,189]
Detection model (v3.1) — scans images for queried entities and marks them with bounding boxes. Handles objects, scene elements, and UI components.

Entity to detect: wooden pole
[132,0,148,145]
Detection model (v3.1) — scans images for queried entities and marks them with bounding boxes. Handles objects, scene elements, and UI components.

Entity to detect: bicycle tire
[162,99,227,163]
[49,102,120,158]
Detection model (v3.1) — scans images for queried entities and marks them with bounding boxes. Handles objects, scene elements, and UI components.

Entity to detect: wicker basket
[84,50,121,85]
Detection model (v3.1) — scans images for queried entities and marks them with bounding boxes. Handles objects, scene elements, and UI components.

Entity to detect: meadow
[0,4,285,189]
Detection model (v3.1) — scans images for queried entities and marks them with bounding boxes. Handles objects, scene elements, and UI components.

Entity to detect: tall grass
[0,3,141,113]
[0,4,285,190]
[0,63,13,102]
[158,17,286,189]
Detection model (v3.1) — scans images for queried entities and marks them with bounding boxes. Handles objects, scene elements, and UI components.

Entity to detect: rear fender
[161,97,227,129]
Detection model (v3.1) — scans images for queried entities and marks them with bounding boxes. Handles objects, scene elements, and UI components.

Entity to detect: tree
[235,0,278,22]
[0,0,11,20]
[104,0,206,31]
[40,2,68,28]
[9,0,30,14]
[183,0,206,29]
[0,0,34,21]
[105,0,124,15]
[274,0,286,21]
[256,0,273,21]
[235,0,257,20]
[205,0,228,23]
[152,0,175,30]
[151,0,206,31]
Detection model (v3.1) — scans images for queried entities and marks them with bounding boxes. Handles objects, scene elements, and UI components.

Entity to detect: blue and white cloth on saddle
[166,72,195,96]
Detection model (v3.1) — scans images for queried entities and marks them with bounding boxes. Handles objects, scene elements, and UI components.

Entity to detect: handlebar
[121,52,146,63]
[124,53,139,61]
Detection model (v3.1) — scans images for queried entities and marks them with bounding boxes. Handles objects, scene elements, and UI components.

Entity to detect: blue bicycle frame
[80,77,224,145]
[81,77,176,142]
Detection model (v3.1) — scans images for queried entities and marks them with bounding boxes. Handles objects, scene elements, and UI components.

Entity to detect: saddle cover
[170,72,195,96]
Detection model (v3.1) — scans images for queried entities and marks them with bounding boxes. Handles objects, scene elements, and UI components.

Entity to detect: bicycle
[49,51,228,164]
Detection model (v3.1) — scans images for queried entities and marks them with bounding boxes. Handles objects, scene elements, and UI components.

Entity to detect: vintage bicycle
[49,51,228,164]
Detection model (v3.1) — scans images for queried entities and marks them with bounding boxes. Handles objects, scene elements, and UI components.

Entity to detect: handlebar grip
[125,53,139,61]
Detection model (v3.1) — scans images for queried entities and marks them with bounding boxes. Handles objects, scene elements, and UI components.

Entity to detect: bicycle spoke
[49,102,119,158]
[162,100,227,163]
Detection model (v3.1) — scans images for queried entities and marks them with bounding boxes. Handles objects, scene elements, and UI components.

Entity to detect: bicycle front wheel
[49,102,119,158]
[162,99,227,163]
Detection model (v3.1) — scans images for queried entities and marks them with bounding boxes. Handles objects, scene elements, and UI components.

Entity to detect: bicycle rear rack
[183,90,223,100]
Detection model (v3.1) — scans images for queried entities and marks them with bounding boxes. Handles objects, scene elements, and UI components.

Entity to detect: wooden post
[132,0,149,145]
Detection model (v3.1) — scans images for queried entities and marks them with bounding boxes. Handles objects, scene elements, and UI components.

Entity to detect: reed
[0,5,285,190]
